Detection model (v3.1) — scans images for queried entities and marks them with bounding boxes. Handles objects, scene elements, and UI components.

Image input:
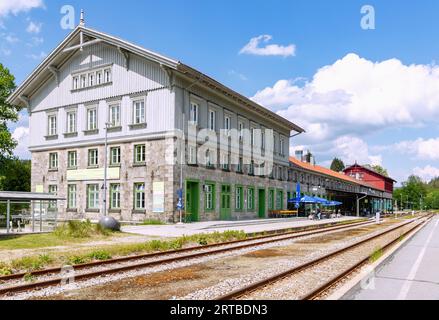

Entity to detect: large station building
[7,22,395,223]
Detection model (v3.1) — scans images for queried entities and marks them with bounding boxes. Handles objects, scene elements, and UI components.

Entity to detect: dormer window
[80,75,87,88]
[104,68,112,83]
[72,65,112,90]
[88,73,94,87]
[73,76,79,90]
[96,71,102,85]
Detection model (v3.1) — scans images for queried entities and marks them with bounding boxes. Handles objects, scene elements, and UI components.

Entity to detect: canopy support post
[6,200,10,234]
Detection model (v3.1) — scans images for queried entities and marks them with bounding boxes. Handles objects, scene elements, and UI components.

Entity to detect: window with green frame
[235,186,243,210]
[110,184,121,209]
[205,183,215,211]
[276,190,284,210]
[247,187,255,211]
[268,189,275,210]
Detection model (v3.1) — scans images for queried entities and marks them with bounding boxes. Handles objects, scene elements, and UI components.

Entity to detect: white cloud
[0,0,44,18]
[28,36,43,46]
[413,165,439,182]
[12,126,30,159]
[391,138,439,160]
[252,53,439,148]
[27,51,47,60]
[4,34,19,43]
[239,35,296,57]
[26,21,42,34]
[0,47,11,56]
[330,136,382,166]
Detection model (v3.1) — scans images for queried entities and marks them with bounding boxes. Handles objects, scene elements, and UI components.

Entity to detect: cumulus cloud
[4,34,19,43]
[239,35,296,57]
[27,51,47,60]
[12,126,30,159]
[0,0,44,18]
[391,138,439,160]
[26,21,42,34]
[252,53,439,148]
[413,165,439,182]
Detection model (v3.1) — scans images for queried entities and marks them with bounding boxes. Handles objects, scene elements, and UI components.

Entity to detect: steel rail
[302,215,433,300]
[0,219,376,296]
[215,214,431,300]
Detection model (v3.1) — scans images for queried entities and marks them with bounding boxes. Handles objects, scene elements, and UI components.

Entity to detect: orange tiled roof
[289,157,385,192]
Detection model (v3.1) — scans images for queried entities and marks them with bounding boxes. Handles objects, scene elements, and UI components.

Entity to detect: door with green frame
[220,184,232,220]
[258,188,266,218]
[185,181,199,222]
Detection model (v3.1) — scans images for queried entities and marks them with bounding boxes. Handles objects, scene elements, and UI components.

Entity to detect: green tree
[0,63,21,157]
[330,158,345,172]
[0,159,31,192]
[372,165,389,177]
[425,190,439,210]
[394,175,427,210]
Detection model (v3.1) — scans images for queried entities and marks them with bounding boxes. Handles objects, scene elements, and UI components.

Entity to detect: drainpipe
[356,193,368,217]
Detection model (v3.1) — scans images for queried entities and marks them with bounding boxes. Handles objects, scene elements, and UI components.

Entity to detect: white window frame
[48,114,57,136]
[68,151,77,168]
[190,102,199,125]
[49,153,58,169]
[109,103,121,127]
[87,184,100,209]
[66,110,77,134]
[68,184,77,209]
[86,106,98,131]
[110,184,121,209]
[88,149,98,167]
[238,121,244,141]
[209,109,216,131]
[110,147,121,165]
[134,144,146,163]
[133,99,145,125]
[188,146,197,164]
[205,184,213,210]
[134,183,146,210]
[104,68,112,83]
[224,115,231,134]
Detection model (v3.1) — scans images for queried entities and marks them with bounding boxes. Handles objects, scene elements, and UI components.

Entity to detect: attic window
[72,65,112,91]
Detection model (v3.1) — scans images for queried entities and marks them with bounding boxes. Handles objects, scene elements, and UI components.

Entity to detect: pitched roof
[7,26,304,133]
[289,157,386,192]
[344,163,397,182]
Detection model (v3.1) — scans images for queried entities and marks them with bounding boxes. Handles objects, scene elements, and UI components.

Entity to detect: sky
[1,0,439,185]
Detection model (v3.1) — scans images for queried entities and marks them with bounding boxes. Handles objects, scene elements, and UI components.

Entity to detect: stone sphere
[98,216,120,231]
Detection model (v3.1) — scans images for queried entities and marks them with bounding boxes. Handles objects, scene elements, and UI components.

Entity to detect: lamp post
[98,122,120,231]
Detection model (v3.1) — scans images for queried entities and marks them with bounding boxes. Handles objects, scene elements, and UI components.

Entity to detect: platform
[344,215,439,300]
[121,216,359,238]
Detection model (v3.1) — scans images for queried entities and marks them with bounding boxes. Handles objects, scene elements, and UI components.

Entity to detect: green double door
[220,184,231,220]
[258,189,266,218]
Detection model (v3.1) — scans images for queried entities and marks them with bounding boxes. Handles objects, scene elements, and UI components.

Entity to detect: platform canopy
[0,191,65,202]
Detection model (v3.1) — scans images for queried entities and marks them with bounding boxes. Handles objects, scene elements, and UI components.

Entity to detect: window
[261,131,266,149]
[87,184,100,209]
[268,189,274,210]
[276,190,283,210]
[81,75,87,88]
[88,149,98,167]
[68,151,77,168]
[110,147,121,165]
[48,115,57,136]
[66,111,77,133]
[96,71,102,85]
[250,127,255,146]
[133,100,145,124]
[49,153,58,169]
[237,157,243,173]
[134,183,145,210]
[205,149,213,168]
[87,107,97,131]
[247,188,254,211]
[280,137,285,156]
[235,186,243,210]
[209,109,216,131]
[110,184,121,209]
[224,115,231,133]
[190,102,198,124]
[205,184,215,211]
[134,144,146,163]
[48,185,58,209]
[109,104,121,127]
[68,185,77,209]
[238,121,244,141]
[73,76,79,90]
[249,160,255,175]
[88,73,94,87]
[221,153,229,170]
[188,146,196,164]
[104,68,112,83]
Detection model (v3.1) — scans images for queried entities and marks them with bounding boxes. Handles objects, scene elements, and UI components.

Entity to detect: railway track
[216,214,432,300]
[0,218,378,297]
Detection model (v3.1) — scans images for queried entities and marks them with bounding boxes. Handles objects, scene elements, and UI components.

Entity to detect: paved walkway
[345,215,439,300]
[121,216,358,237]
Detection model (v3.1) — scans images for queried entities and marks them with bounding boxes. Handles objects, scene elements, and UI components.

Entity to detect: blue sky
[2,0,439,185]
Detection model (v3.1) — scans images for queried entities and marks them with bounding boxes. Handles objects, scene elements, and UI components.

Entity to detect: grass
[369,247,383,263]
[0,220,115,250]
[140,219,166,225]
[0,230,247,274]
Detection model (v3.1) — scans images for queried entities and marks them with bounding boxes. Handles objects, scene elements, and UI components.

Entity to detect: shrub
[88,250,112,261]
[11,254,53,271]
[141,219,165,225]
[0,262,12,276]
[54,220,110,238]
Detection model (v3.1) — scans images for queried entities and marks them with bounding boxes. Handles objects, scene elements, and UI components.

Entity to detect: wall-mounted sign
[153,181,165,213]
[67,167,120,181]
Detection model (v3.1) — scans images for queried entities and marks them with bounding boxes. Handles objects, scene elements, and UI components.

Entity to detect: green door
[220,184,231,220]
[185,181,199,222]
[258,189,266,218]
